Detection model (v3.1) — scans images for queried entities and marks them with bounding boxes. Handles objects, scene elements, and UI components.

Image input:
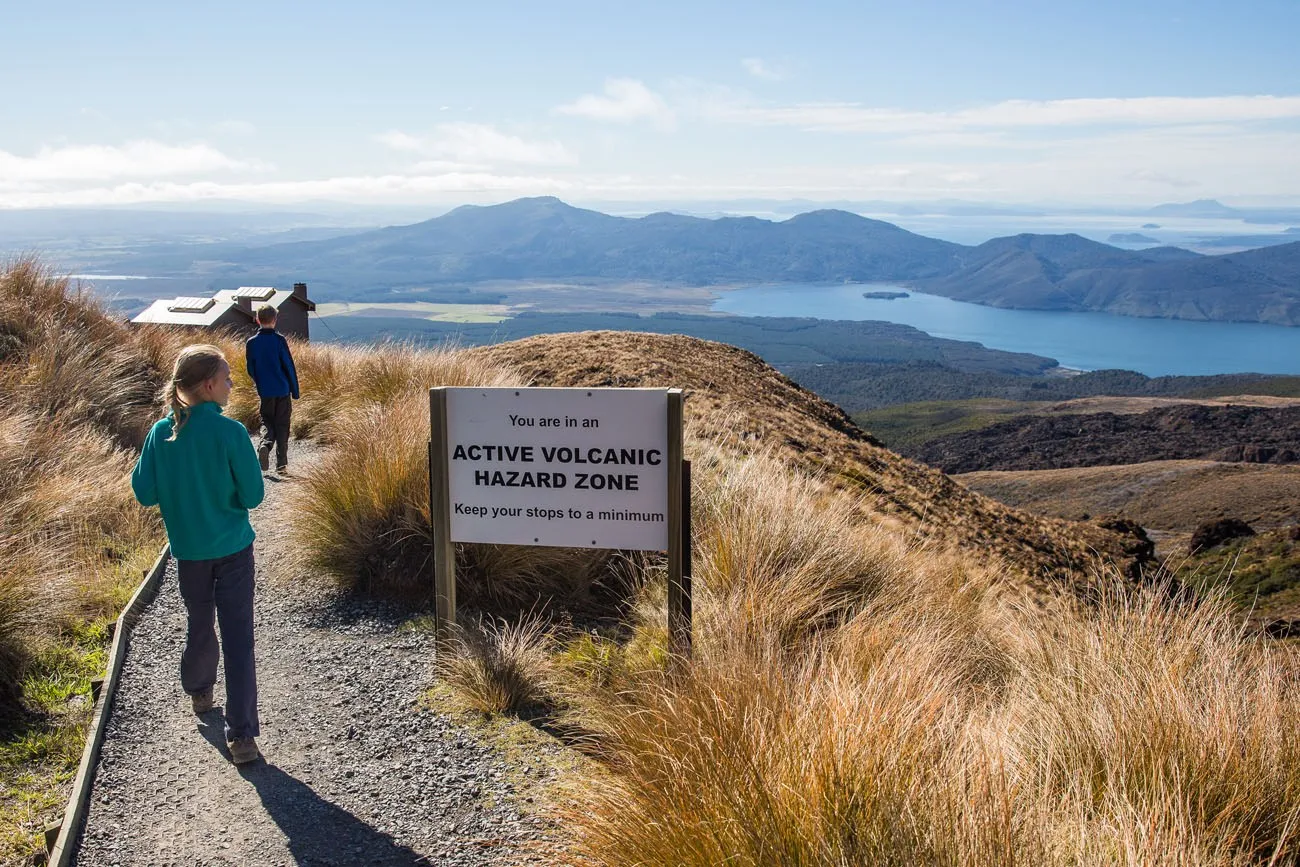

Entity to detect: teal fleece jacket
[131,402,264,560]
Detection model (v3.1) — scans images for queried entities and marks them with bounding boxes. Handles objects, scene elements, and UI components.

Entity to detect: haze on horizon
[3,0,1300,211]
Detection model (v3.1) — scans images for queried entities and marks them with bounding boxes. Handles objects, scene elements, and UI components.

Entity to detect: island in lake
[863,290,910,300]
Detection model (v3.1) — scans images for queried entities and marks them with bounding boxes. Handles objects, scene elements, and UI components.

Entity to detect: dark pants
[259,395,292,470]
[178,544,259,740]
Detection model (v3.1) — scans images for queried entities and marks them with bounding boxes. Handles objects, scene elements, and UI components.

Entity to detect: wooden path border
[45,544,171,867]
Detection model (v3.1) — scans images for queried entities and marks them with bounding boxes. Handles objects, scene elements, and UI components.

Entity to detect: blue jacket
[132,402,264,560]
[245,328,299,399]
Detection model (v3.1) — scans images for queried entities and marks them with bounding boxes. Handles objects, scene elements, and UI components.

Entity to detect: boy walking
[245,305,300,474]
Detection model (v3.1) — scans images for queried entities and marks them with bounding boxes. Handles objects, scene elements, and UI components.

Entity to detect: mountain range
[112,196,1300,326]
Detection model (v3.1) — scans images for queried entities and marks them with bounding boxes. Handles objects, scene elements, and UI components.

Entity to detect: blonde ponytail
[164,344,226,440]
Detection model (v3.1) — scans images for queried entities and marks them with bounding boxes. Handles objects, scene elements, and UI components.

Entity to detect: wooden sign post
[429,387,690,657]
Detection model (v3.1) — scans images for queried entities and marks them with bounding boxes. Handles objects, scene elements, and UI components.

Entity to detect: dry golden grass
[290,395,433,595]
[436,615,555,715]
[289,340,522,440]
[0,262,171,712]
[286,326,1300,862]
[548,457,1300,866]
[0,260,187,860]
[408,390,1300,865]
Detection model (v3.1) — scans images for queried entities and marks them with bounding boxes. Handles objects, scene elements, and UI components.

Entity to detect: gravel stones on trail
[74,442,559,866]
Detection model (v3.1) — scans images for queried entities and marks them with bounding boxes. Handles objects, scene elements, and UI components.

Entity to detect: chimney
[235,296,253,315]
[293,282,307,300]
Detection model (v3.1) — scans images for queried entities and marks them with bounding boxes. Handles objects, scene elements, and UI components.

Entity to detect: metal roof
[131,284,315,327]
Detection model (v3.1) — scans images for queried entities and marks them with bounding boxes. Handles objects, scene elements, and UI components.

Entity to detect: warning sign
[444,388,670,550]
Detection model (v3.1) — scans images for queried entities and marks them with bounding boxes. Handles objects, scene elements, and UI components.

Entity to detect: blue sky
[3,0,1299,208]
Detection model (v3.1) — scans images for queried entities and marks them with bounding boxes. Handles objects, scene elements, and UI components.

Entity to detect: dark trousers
[259,395,292,470]
[177,544,260,740]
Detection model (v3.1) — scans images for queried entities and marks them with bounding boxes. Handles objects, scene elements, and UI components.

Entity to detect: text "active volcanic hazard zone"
[452,444,662,490]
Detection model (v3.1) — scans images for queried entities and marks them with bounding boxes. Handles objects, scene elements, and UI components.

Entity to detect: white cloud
[410,159,491,173]
[555,79,675,128]
[1128,169,1199,188]
[0,141,260,185]
[4,100,1299,207]
[213,120,257,136]
[0,171,573,208]
[741,58,784,81]
[376,123,575,166]
[709,94,1300,133]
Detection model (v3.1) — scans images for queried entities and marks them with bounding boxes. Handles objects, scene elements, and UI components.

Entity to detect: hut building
[130,283,315,339]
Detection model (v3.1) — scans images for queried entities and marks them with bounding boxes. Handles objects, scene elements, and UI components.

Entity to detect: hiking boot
[190,687,214,714]
[257,443,271,472]
[275,465,290,478]
[229,737,261,765]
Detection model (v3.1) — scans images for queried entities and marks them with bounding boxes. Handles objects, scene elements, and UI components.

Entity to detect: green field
[854,399,1043,452]
[314,301,514,323]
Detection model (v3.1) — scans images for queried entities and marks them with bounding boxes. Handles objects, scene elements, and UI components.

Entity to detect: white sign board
[445,387,669,551]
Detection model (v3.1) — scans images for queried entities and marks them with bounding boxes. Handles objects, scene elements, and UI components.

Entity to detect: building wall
[215,309,258,334]
[275,301,310,340]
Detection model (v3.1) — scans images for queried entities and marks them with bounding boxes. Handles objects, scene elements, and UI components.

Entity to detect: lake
[711,284,1300,376]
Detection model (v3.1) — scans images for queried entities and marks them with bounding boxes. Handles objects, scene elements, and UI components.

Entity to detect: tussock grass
[436,616,554,715]
[290,353,617,608]
[0,264,167,713]
[690,444,910,648]
[548,454,1300,866]
[289,340,521,440]
[0,260,192,860]
[291,395,433,595]
[408,392,1300,864]
[1000,582,1300,863]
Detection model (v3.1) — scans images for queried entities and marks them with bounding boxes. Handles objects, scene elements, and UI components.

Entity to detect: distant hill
[233,196,964,284]
[1147,198,1300,223]
[102,196,1300,326]
[914,234,1300,325]
[1147,199,1243,219]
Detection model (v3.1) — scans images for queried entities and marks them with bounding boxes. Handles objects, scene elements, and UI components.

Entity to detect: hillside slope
[467,331,1151,591]
[917,234,1300,324]
[957,460,1300,535]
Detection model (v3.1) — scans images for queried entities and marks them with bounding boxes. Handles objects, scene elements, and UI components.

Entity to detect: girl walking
[132,344,265,764]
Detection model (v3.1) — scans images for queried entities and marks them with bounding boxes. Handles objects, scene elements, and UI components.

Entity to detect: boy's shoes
[257,443,271,472]
[275,466,290,478]
[190,687,214,714]
[229,737,261,765]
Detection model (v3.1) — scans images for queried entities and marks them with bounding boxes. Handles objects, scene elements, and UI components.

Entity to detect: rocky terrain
[915,403,1300,473]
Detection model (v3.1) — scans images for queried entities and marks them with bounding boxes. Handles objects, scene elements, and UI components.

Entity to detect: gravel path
[74,440,562,866]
